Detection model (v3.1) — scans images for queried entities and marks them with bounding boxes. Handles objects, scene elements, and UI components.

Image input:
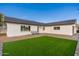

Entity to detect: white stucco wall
[74,24,77,34]
[39,26,52,33]
[31,26,37,32]
[51,25,75,35]
[6,23,76,37]
[39,24,76,36]
[7,23,37,37]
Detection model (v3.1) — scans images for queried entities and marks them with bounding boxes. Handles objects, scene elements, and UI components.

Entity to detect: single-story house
[0,14,78,37]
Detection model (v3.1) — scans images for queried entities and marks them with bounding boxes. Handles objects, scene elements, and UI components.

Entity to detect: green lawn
[3,36,77,56]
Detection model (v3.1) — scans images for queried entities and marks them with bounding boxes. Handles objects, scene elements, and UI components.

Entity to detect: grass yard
[3,36,77,56]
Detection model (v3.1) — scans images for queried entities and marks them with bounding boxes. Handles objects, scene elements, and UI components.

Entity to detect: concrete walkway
[0,42,2,56]
[1,34,76,42]
[75,34,79,56]
[2,34,44,42]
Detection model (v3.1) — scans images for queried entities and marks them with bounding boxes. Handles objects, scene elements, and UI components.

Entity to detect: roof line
[4,16,77,26]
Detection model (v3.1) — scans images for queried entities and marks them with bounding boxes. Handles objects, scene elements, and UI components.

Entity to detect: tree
[0,13,4,25]
[0,13,4,33]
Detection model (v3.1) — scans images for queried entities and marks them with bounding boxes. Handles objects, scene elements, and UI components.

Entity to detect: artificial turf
[3,36,77,56]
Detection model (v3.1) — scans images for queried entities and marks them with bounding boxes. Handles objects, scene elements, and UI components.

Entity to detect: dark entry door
[77,30,79,33]
[72,26,74,35]
[37,26,39,32]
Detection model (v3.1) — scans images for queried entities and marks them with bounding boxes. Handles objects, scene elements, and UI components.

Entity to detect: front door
[37,26,39,32]
[77,30,79,33]
[72,26,74,35]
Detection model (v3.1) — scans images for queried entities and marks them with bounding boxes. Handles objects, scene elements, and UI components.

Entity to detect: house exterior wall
[7,23,37,37]
[39,24,76,36]
[6,23,76,37]
[74,24,77,34]
[39,26,52,33]
[31,26,37,32]
[51,24,76,35]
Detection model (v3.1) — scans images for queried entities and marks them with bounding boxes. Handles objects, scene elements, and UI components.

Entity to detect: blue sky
[0,3,79,23]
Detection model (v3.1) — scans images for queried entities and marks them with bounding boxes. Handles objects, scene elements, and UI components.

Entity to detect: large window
[21,25,30,31]
[53,27,60,30]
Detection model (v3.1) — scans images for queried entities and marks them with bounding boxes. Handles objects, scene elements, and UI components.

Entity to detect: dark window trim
[21,25,31,31]
[53,27,60,30]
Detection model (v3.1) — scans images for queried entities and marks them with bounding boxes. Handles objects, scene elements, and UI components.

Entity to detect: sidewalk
[0,42,2,56]
[1,33,76,42]
[2,34,43,42]
[75,34,79,56]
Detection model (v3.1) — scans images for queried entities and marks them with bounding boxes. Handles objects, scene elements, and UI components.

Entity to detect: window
[43,26,45,30]
[21,26,25,31]
[54,27,60,30]
[21,25,30,31]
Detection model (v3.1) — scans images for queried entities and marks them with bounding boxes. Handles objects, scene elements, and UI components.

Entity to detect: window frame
[53,26,60,30]
[21,25,31,31]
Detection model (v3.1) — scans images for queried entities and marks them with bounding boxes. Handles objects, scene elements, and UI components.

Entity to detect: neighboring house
[0,14,77,37]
